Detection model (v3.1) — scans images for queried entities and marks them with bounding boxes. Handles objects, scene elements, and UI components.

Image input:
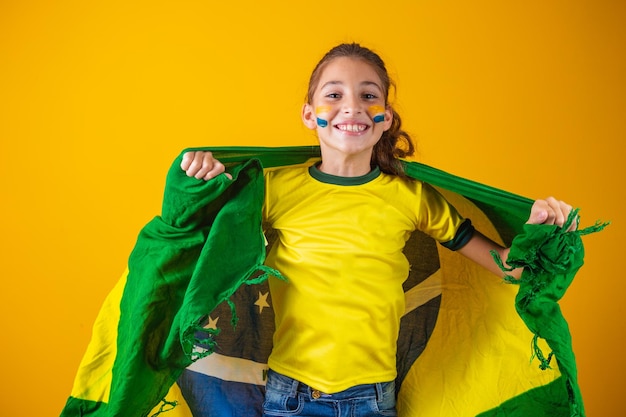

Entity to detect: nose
[342,93,363,115]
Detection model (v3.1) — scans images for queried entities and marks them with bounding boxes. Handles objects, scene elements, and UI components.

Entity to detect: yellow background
[1,1,623,416]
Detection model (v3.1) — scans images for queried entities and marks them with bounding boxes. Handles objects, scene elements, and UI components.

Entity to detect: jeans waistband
[266,369,392,402]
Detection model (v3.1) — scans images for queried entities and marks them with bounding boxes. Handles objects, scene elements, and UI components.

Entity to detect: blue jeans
[262,369,397,417]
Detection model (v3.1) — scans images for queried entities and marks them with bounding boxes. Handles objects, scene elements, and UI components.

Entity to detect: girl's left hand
[527,197,577,232]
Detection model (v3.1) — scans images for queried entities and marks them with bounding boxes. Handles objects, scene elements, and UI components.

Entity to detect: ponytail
[372,108,415,176]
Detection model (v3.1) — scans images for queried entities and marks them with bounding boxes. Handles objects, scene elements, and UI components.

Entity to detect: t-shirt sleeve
[440,218,474,251]
[417,182,474,251]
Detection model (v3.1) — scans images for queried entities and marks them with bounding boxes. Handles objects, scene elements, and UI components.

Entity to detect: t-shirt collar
[308,163,381,186]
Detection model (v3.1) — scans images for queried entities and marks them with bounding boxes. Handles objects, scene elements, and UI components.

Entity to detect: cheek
[368,105,386,124]
[315,105,332,128]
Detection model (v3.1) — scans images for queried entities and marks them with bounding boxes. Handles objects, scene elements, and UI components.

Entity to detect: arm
[458,231,515,277]
[458,197,575,279]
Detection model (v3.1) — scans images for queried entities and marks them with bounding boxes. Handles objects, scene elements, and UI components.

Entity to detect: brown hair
[306,43,415,176]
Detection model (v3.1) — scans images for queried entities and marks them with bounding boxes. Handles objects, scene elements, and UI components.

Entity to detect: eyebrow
[320,80,383,92]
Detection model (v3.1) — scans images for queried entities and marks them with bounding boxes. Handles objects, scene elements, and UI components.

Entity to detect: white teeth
[338,124,367,132]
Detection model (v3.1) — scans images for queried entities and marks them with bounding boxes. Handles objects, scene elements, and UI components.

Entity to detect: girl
[181,43,574,417]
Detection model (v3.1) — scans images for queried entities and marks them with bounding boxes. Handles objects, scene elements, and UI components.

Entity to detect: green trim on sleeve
[440,218,475,251]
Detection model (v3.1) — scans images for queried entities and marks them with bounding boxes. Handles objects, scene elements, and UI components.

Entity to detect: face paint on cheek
[315,106,332,128]
[368,105,386,124]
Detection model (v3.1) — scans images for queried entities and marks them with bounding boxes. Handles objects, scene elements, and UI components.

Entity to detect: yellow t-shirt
[263,164,466,393]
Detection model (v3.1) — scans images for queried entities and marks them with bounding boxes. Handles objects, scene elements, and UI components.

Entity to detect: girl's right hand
[180,151,232,181]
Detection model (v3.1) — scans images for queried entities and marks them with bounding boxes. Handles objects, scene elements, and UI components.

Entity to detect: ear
[301,103,318,130]
[383,105,394,131]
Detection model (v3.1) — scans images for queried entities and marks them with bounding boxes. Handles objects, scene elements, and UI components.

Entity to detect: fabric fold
[493,210,608,417]
[62,155,273,416]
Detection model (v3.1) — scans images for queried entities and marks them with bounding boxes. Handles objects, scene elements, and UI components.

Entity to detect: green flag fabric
[60,146,605,417]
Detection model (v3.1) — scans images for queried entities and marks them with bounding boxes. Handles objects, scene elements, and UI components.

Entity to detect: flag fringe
[185,264,286,362]
[150,398,178,416]
[530,334,554,370]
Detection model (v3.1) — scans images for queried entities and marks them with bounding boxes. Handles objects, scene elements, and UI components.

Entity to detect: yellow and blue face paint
[368,105,386,124]
[315,106,332,128]
[315,105,385,127]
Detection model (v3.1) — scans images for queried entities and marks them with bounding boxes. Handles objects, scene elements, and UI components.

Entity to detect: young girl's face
[302,57,393,161]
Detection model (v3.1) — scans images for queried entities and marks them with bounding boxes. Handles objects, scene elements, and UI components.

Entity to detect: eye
[326,93,341,99]
[362,93,378,100]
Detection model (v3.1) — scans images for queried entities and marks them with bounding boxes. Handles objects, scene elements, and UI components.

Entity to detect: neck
[318,150,373,177]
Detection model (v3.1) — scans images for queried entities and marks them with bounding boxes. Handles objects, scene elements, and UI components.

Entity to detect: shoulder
[378,173,458,216]
[264,164,309,181]
[264,165,313,199]
[377,172,426,195]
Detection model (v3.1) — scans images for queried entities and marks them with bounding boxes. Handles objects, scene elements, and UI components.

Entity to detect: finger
[191,152,215,179]
[543,196,560,225]
[527,200,549,225]
[548,197,575,228]
[185,152,211,179]
[554,199,577,231]
[202,164,232,181]
[180,151,195,171]
[556,200,573,228]
[183,152,210,177]
[529,197,577,230]
[180,151,230,181]
[529,198,560,225]
[199,157,225,181]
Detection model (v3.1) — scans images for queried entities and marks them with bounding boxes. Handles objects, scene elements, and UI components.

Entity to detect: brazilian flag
[60,147,606,417]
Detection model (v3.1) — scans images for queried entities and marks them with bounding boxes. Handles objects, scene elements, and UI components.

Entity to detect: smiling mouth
[335,123,368,133]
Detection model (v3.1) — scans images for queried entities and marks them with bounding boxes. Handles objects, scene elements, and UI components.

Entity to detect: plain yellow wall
[1,1,623,416]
